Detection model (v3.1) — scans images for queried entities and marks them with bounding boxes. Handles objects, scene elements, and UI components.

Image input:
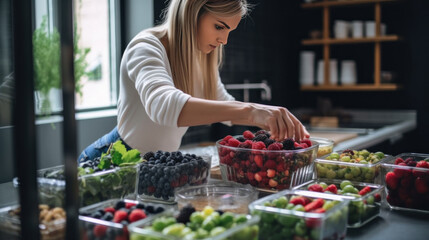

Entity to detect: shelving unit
[300,0,401,91]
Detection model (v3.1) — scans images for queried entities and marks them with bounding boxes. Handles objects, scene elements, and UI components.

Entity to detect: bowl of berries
[216,130,319,192]
[315,149,387,184]
[128,205,260,240]
[79,199,170,240]
[382,153,429,213]
[293,179,383,228]
[137,151,212,204]
[249,189,349,240]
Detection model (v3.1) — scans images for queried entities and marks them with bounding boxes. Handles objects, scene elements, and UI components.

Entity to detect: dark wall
[154,1,429,151]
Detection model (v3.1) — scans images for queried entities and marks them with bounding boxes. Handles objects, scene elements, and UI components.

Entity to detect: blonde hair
[150,0,250,100]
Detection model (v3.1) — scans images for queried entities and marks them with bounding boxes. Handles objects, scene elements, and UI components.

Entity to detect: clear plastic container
[14,163,140,207]
[174,181,258,214]
[0,204,65,240]
[217,137,319,191]
[128,209,260,240]
[311,137,334,158]
[79,198,171,240]
[249,189,349,240]
[315,150,388,183]
[293,179,383,228]
[381,153,429,213]
[137,155,211,204]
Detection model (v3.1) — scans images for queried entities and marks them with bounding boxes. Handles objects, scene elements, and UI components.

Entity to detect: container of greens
[13,140,143,207]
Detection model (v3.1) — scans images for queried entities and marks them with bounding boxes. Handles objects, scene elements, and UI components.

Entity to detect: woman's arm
[177,97,309,141]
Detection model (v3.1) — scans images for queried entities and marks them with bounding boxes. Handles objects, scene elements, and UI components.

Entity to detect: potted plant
[33,15,90,115]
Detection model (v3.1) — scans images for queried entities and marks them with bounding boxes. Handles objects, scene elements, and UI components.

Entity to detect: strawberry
[400,176,413,188]
[416,160,429,169]
[290,196,307,206]
[246,172,255,181]
[385,172,399,190]
[306,208,325,228]
[254,172,262,182]
[308,184,324,192]
[393,163,410,178]
[243,130,255,140]
[267,169,276,178]
[415,177,428,194]
[374,193,381,202]
[394,157,405,165]
[128,209,147,223]
[304,198,324,212]
[254,155,264,168]
[359,186,372,196]
[125,202,136,209]
[104,207,115,214]
[276,163,285,172]
[113,210,128,223]
[269,179,278,187]
[93,225,108,237]
[264,160,277,169]
[324,184,338,194]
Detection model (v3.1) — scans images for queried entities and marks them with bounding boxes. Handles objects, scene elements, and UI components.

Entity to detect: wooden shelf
[302,35,400,45]
[300,83,400,91]
[302,0,399,9]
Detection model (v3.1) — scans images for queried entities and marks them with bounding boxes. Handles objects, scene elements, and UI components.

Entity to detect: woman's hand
[246,103,309,142]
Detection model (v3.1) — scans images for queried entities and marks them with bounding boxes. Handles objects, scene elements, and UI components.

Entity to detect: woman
[78,0,309,162]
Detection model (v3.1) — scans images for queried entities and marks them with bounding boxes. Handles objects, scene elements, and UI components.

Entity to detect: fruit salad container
[381,153,429,213]
[217,131,319,192]
[293,179,383,228]
[174,181,258,214]
[14,163,140,207]
[128,205,260,240]
[0,204,65,240]
[315,149,388,184]
[79,198,171,240]
[249,189,349,240]
[311,137,334,158]
[137,151,211,204]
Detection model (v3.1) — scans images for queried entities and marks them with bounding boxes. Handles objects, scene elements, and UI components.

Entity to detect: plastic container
[315,150,388,183]
[174,181,258,214]
[217,137,319,191]
[128,209,260,240]
[381,153,429,213]
[14,164,139,207]
[293,179,383,228]
[137,155,211,204]
[0,204,65,240]
[249,189,349,240]
[79,198,171,240]
[311,137,334,158]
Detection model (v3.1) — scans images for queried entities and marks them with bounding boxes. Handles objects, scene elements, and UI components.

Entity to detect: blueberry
[136,203,145,209]
[101,212,113,221]
[145,205,155,213]
[91,212,102,219]
[114,200,126,210]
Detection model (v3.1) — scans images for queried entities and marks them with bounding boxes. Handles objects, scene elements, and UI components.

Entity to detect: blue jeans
[77,126,132,163]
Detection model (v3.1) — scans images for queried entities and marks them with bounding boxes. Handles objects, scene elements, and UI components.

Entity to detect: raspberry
[324,184,338,194]
[308,184,324,192]
[227,138,240,147]
[385,172,399,190]
[93,225,108,238]
[223,135,233,141]
[394,157,405,165]
[128,209,147,223]
[113,210,128,223]
[267,143,282,151]
[252,141,266,150]
[264,160,277,169]
[300,139,312,147]
[282,138,295,150]
[243,130,255,140]
[300,143,309,149]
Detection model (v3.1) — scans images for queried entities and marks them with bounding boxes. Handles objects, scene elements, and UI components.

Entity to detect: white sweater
[117,31,234,153]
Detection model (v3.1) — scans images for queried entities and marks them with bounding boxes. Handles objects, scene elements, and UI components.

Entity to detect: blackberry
[176,204,196,223]
[143,151,155,160]
[253,134,267,142]
[264,138,275,148]
[236,136,246,142]
[282,138,295,150]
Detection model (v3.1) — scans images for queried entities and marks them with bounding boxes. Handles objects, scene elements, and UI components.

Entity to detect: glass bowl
[174,181,258,214]
[217,136,319,191]
[311,137,334,158]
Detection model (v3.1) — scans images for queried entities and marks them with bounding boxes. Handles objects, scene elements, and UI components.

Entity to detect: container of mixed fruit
[293,179,383,228]
[315,149,387,183]
[382,153,429,213]
[128,204,259,240]
[79,199,170,240]
[217,130,319,191]
[249,189,349,240]
[0,204,65,240]
[14,140,143,207]
[137,151,211,204]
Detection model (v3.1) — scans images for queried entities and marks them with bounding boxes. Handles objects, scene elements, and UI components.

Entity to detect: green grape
[210,226,226,237]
